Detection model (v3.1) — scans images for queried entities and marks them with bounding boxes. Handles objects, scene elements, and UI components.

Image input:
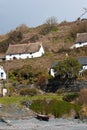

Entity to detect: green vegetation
[30,99,80,118]
[39,24,58,35]
[0,92,84,118]
[0,40,9,52]
[7,56,84,93]
[8,64,49,92]
[0,96,22,105]
[0,18,87,119]
[55,57,81,83]
[63,92,78,102]
[47,57,81,92]
[0,94,62,105]
[0,30,23,53]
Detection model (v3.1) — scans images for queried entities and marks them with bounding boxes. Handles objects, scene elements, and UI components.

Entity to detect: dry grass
[79,88,87,104]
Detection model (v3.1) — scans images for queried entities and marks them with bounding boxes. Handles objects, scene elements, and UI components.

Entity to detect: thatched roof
[76,33,87,43]
[6,42,41,55]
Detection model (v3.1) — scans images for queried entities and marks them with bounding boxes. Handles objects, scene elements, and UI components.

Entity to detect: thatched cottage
[5,42,45,61]
[70,33,87,49]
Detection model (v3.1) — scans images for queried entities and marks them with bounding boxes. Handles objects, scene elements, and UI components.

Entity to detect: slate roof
[51,61,59,68]
[76,33,87,43]
[6,42,41,55]
[51,57,87,69]
[77,57,87,65]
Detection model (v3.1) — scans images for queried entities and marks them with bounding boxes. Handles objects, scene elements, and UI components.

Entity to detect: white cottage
[0,66,6,80]
[70,33,87,49]
[5,42,45,61]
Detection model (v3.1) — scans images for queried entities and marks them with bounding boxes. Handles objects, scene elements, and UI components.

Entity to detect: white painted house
[5,42,45,61]
[70,33,87,49]
[0,66,6,80]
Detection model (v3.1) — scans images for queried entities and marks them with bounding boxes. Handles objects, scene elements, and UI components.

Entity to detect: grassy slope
[0,94,62,105]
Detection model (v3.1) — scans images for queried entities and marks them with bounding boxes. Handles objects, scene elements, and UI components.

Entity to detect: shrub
[8,30,23,43]
[0,40,9,52]
[29,35,39,42]
[63,92,78,102]
[19,88,38,96]
[45,16,58,25]
[39,24,58,35]
[56,89,65,95]
[36,73,48,90]
[8,86,15,95]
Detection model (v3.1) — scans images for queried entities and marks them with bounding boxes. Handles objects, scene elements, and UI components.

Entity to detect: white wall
[50,68,55,77]
[32,45,45,58]
[70,42,87,49]
[3,88,7,96]
[0,66,6,80]
[82,65,87,71]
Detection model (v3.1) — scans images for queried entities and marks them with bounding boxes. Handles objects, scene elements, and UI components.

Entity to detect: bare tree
[45,16,58,25]
[77,8,87,20]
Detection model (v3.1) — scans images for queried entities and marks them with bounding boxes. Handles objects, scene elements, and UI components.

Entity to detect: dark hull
[35,114,49,121]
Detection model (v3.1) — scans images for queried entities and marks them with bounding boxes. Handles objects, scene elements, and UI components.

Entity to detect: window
[1,72,3,77]
[79,42,82,45]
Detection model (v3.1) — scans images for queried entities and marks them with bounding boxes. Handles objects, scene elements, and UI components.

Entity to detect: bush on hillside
[45,16,58,25]
[0,40,9,52]
[8,30,23,43]
[29,34,39,42]
[39,24,58,35]
[63,92,78,102]
[16,24,29,33]
[53,56,81,88]
[19,88,39,96]
[56,88,65,95]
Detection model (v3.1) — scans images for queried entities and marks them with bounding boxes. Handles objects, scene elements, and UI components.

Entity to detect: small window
[1,72,3,77]
[13,57,17,60]
[79,42,82,45]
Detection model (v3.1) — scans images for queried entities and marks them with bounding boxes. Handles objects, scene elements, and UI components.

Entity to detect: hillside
[0,19,87,71]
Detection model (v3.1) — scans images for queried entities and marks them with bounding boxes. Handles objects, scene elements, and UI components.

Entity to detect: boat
[35,114,49,121]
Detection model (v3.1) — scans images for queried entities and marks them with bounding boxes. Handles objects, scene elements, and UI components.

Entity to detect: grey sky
[0,0,87,34]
